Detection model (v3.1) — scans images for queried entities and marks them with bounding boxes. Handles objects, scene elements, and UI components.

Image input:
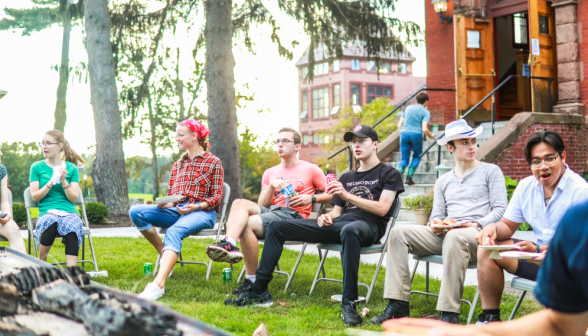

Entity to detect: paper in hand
[50,162,66,185]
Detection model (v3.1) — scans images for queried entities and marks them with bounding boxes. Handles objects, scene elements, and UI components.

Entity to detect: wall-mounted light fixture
[432,0,452,24]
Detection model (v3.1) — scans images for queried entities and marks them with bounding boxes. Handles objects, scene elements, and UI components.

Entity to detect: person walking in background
[397,92,436,185]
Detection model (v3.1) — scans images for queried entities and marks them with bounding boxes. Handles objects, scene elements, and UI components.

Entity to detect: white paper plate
[431,223,463,228]
[154,195,184,204]
[482,245,521,250]
[499,251,543,259]
[330,294,365,303]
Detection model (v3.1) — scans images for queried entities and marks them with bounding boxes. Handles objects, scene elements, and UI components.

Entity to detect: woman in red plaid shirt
[129,119,224,301]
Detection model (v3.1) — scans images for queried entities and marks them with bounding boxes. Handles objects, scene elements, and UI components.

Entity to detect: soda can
[326,174,337,192]
[432,125,438,136]
[222,268,232,283]
[143,263,153,276]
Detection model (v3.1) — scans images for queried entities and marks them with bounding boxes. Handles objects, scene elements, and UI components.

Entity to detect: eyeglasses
[38,142,59,147]
[273,139,295,145]
[349,138,369,145]
[531,154,559,169]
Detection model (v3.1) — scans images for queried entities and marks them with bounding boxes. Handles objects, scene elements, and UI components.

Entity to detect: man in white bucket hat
[371,119,507,325]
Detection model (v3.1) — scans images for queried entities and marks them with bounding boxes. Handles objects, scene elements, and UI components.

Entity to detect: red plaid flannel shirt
[167,151,224,211]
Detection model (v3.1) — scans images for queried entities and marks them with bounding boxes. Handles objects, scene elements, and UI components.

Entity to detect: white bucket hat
[436,119,483,146]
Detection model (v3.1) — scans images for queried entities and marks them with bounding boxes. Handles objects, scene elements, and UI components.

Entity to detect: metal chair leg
[82,238,86,264]
[237,264,246,283]
[87,236,99,272]
[179,251,184,267]
[410,259,420,283]
[154,254,161,275]
[466,287,480,325]
[366,250,387,304]
[284,243,307,292]
[205,259,214,280]
[318,248,326,278]
[509,291,527,321]
[309,250,329,295]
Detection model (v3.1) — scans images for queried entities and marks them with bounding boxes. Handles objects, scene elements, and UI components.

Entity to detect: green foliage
[11,203,27,226]
[84,202,110,224]
[1,142,44,202]
[239,126,280,201]
[504,176,532,231]
[403,195,433,212]
[317,97,398,172]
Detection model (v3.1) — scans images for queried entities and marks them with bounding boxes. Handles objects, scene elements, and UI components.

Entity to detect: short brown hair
[278,127,301,144]
[416,92,429,105]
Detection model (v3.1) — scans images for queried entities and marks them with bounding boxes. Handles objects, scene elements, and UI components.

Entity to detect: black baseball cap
[343,124,379,142]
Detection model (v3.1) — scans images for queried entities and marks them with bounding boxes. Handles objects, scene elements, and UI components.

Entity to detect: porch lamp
[432,0,452,24]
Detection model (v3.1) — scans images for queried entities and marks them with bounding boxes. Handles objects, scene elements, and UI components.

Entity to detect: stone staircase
[385,121,508,221]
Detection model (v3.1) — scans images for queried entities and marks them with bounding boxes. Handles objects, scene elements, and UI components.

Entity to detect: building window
[398,63,407,74]
[367,85,392,103]
[302,67,308,78]
[333,60,340,72]
[367,61,376,71]
[351,59,360,70]
[303,134,309,145]
[539,15,549,35]
[312,87,329,118]
[313,62,329,75]
[312,134,329,144]
[351,84,360,105]
[331,84,341,115]
[467,30,481,48]
[367,61,391,73]
[300,91,308,119]
[513,13,529,47]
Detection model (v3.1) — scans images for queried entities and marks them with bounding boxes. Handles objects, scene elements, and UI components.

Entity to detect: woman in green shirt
[30,129,85,266]
[0,149,26,253]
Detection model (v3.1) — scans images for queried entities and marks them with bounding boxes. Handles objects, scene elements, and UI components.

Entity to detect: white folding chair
[154,183,231,280]
[409,255,479,324]
[0,189,12,242]
[24,186,99,271]
[508,277,537,320]
[308,199,402,304]
[236,202,326,292]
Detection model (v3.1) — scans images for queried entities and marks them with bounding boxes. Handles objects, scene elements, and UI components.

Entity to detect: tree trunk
[205,0,241,203]
[54,15,71,132]
[148,93,159,200]
[83,0,129,215]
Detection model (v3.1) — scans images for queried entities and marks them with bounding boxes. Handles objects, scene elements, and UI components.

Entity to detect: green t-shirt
[29,160,79,217]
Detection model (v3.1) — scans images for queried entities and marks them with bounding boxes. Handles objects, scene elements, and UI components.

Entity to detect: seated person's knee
[340,224,359,239]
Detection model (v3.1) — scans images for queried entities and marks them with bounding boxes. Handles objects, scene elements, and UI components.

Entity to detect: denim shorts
[129,203,216,253]
[258,205,302,239]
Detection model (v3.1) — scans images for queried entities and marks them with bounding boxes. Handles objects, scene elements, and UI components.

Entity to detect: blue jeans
[398,132,423,170]
[129,203,216,253]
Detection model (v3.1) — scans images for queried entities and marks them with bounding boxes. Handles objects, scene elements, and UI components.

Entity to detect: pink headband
[182,119,210,140]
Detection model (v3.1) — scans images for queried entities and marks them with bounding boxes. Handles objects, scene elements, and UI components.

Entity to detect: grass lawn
[2,237,543,336]
[129,193,154,202]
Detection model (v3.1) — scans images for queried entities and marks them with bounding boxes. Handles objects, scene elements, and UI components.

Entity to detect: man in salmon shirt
[206,127,332,295]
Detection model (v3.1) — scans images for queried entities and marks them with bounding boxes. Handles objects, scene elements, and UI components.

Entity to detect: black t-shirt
[331,162,404,238]
[535,200,588,313]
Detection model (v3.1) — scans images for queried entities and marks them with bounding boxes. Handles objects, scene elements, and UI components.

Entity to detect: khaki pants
[384,225,478,313]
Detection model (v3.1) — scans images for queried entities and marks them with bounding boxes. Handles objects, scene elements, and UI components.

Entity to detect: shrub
[403,195,433,212]
[84,202,109,224]
[12,203,27,226]
[504,176,532,231]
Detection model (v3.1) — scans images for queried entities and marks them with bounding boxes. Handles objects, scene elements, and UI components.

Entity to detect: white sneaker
[475,321,488,327]
[138,282,165,301]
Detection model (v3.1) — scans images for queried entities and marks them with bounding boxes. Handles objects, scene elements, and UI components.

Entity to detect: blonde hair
[45,129,86,166]
[176,122,209,164]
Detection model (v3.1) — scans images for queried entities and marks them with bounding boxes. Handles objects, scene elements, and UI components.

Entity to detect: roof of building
[295,42,416,67]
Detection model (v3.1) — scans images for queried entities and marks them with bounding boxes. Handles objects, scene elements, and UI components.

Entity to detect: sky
[0,0,426,158]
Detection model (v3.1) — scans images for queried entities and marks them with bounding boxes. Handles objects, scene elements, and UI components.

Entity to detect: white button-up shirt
[503,165,588,245]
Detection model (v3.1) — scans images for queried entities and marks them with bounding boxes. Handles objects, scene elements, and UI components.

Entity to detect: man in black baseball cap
[343,124,379,142]
[227,123,404,327]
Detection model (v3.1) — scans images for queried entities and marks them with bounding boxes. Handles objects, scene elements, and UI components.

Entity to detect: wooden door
[528,0,557,112]
[455,16,496,121]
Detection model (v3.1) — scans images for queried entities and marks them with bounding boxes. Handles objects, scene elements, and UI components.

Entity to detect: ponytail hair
[45,129,86,167]
[176,122,210,164]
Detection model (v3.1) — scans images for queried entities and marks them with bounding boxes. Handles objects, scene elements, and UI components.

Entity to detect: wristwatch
[311,195,316,204]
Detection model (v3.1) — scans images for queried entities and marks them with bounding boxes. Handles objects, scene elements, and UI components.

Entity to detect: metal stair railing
[420,75,554,174]
[327,85,456,170]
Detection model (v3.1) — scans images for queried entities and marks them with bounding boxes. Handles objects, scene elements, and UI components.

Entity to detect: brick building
[424,0,588,178]
[295,44,426,163]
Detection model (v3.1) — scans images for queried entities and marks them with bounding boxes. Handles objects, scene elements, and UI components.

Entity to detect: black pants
[40,223,79,256]
[253,212,379,303]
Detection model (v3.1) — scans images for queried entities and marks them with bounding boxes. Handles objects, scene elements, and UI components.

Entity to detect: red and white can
[326,174,337,192]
